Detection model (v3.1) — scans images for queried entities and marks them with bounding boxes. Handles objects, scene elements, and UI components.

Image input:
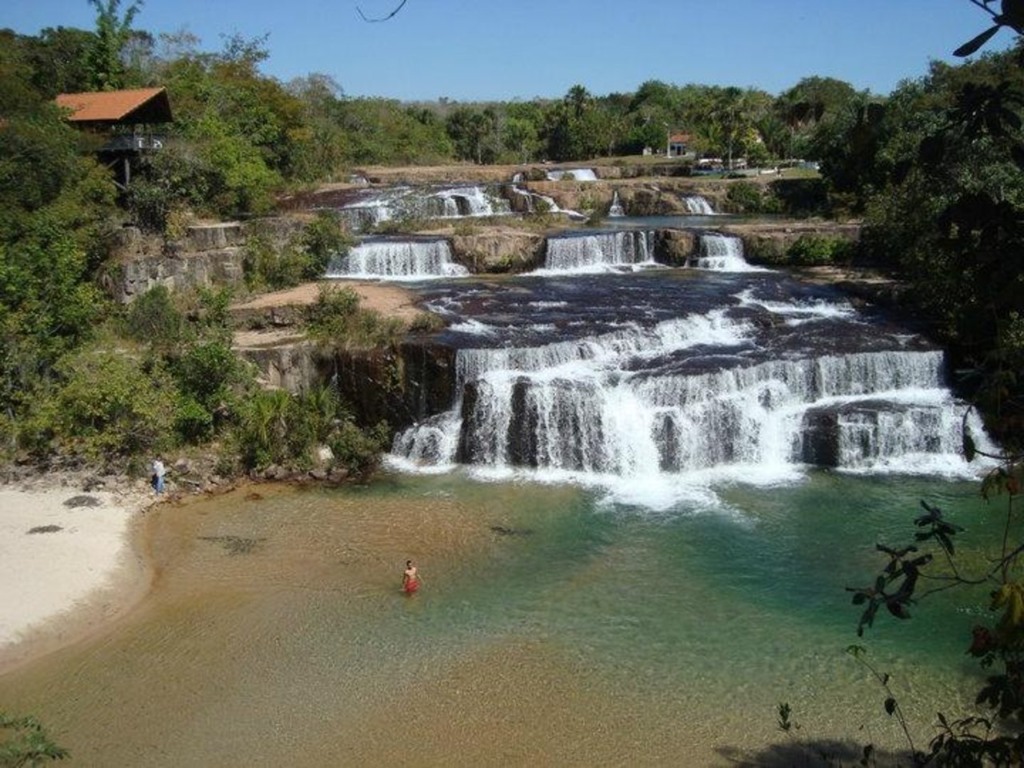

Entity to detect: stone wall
[106,217,307,303]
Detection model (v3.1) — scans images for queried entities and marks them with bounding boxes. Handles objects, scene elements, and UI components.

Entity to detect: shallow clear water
[0,470,999,766]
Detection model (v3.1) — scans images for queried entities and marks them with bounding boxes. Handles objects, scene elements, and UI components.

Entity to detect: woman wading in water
[402,560,421,595]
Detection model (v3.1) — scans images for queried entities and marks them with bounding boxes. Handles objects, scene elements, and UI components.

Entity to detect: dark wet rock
[198,535,266,555]
[27,525,62,534]
[81,476,107,492]
[64,494,102,508]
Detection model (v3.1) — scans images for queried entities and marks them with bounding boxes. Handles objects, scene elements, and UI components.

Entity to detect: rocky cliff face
[106,218,305,303]
[448,228,546,273]
[329,342,458,429]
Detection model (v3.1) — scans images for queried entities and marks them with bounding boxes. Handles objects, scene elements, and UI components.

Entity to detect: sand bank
[0,477,154,672]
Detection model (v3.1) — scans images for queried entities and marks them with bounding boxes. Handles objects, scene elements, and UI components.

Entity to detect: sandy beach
[0,476,154,672]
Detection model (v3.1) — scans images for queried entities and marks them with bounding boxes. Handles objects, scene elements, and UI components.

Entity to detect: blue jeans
[154,474,165,494]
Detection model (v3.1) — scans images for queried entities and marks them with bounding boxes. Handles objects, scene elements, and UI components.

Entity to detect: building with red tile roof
[55,87,172,125]
[55,88,173,189]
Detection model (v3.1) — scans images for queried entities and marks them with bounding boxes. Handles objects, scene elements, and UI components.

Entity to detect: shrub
[304,284,404,349]
[231,383,390,474]
[725,181,761,213]
[171,339,246,412]
[242,231,308,291]
[234,388,294,469]
[174,393,215,443]
[328,419,390,479]
[407,312,446,334]
[25,346,177,463]
[123,285,183,348]
[785,234,854,266]
[725,181,780,214]
[300,211,351,279]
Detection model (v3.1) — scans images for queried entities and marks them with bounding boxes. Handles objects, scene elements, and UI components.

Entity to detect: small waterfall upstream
[537,231,657,273]
[693,233,759,272]
[391,271,992,506]
[608,191,625,217]
[683,195,715,215]
[546,168,598,181]
[509,184,587,220]
[326,238,468,280]
[336,185,511,232]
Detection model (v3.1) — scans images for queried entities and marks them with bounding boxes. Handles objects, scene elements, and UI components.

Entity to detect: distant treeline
[4,11,881,224]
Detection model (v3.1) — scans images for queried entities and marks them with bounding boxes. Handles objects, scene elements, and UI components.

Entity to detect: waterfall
[538,231,656,273]
[608,191,625,217]
[336,194,394,232]
[337,185,510,232]
[393,328,985,480]
[432,186,511,218]
[511,186,587,221]
[694,233,759,272]
[326,239,468,280]
[509,186,560,214]
[388,266,993,507]
[683,195,715,215]
[546,168,598,181]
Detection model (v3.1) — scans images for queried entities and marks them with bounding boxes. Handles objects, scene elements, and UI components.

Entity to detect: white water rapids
[389,267,994,509]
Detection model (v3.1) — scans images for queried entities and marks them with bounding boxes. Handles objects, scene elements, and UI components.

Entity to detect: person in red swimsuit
[402,560,421,595]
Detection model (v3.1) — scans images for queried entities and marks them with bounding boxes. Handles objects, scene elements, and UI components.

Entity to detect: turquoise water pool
[1,470,998,765]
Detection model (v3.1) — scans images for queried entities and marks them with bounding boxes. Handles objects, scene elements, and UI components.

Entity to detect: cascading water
[390,272,993,507]
[326,238,468,280]
[509,185,586,221]
[335,191,396,232]
[694,233,760,272]
[608,191,625,217]
[336,185,511,232]
[432,186,511,218]
[546,168,598,181]
[536,231,657,274]
[683,195,715,215]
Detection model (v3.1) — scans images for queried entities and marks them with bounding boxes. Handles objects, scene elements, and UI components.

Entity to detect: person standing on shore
[402,560,421,595]
[152,457,166,495]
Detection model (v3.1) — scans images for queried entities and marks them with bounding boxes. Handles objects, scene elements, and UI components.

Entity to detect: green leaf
[953,25,1001,57]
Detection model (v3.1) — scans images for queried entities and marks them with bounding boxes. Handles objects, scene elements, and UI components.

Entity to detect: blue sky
[4,0,1019,101]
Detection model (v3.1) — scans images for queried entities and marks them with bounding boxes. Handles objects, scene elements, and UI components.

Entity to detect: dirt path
[231,280,428,349]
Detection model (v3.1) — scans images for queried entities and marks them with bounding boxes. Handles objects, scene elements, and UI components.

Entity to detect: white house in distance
[668,132,692,157]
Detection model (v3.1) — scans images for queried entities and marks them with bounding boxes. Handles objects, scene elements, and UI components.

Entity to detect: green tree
[85,0,144,91]
[17,27,95,98]
[24,344,177,462]
[775,76,861,159]
[287,73,351,182]
[697,86,770,168]
[446,106,494,164]
[0,102,116,424]
[836,7,1024,764]
[543,84,606,161]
